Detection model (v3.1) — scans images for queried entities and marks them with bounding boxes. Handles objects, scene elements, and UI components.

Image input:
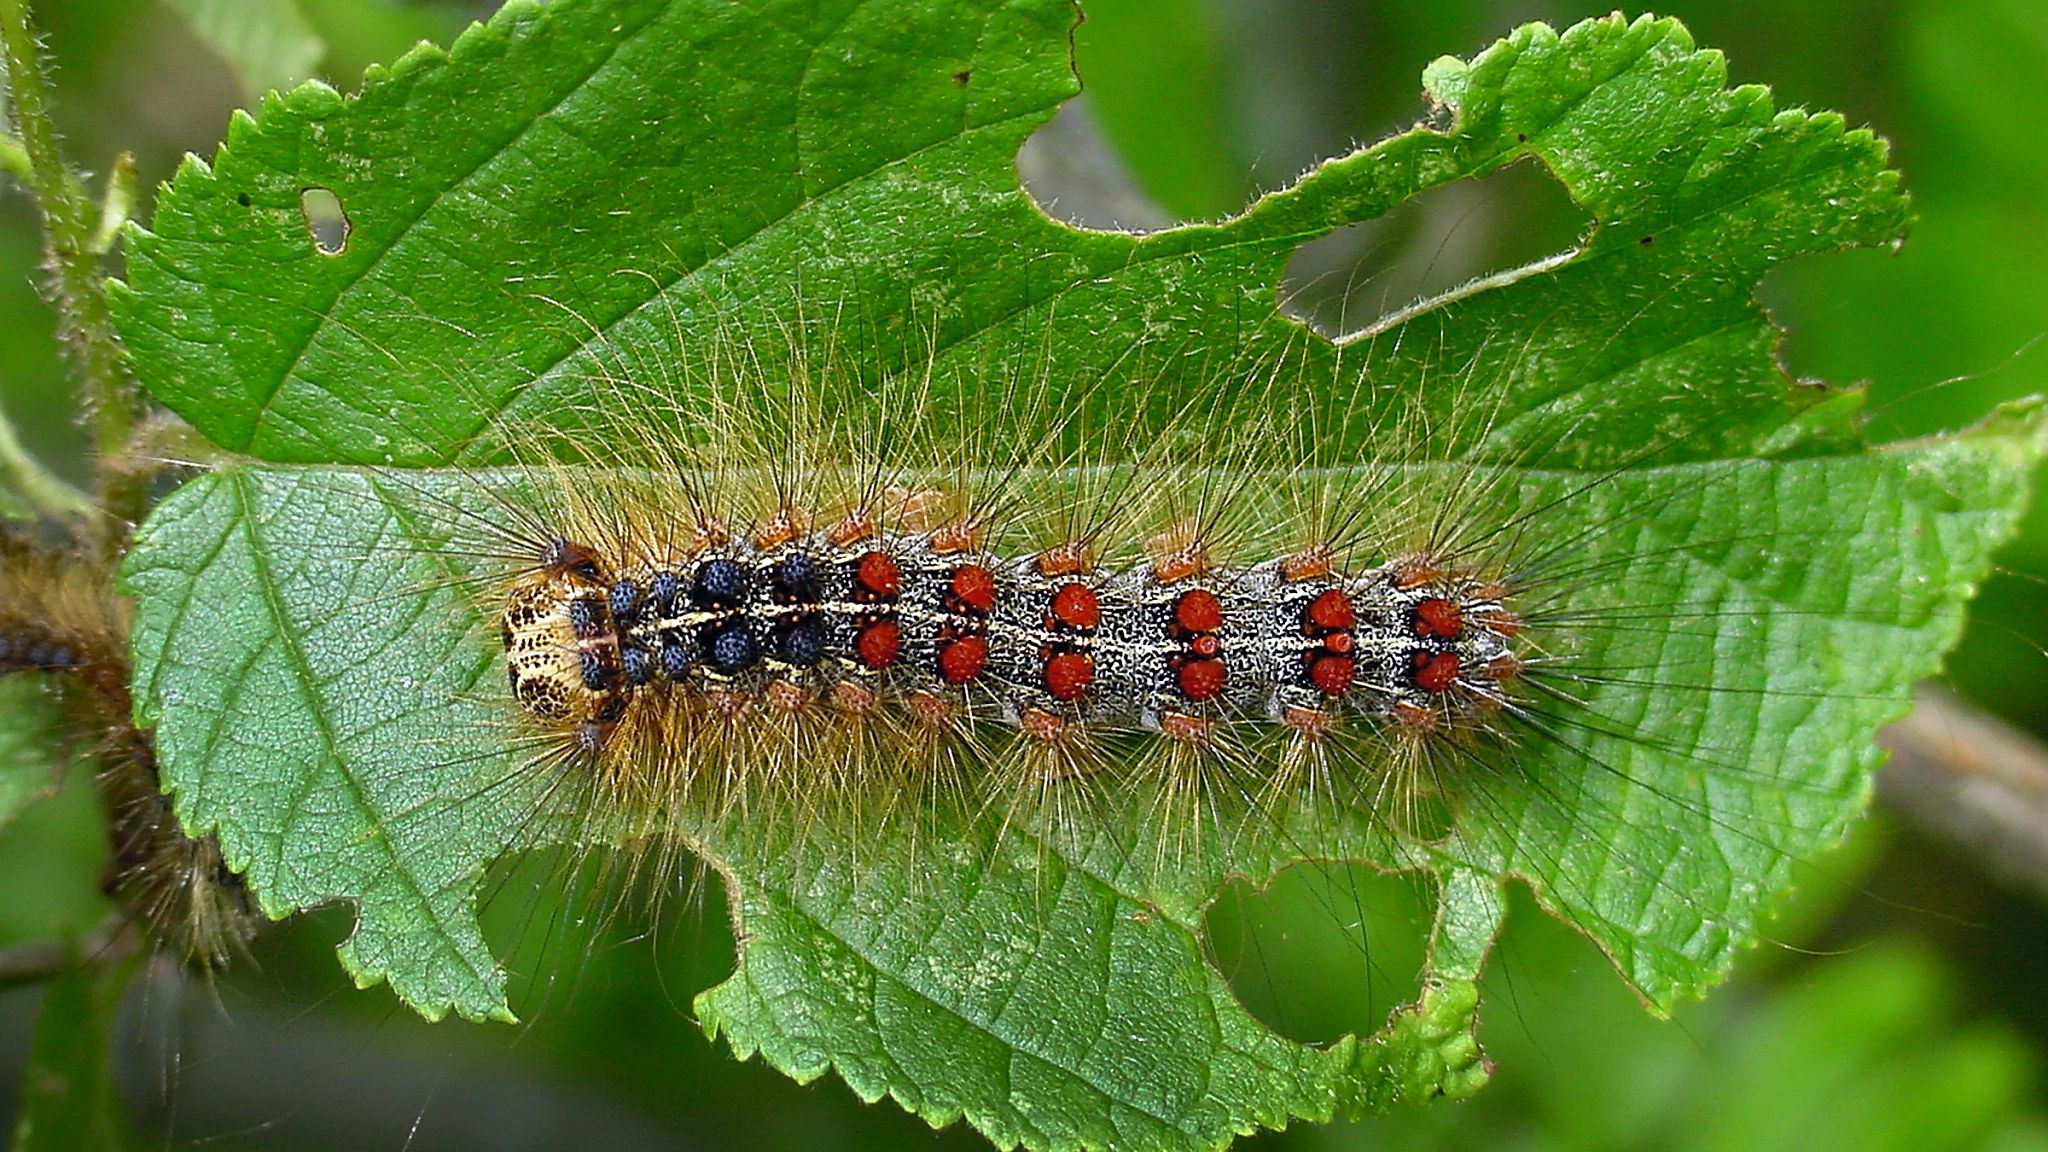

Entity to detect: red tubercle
[1413,597,1463,640]
[855,551,902,598]
[1412,651,1461,693]
[1175,657,1227,702]
[1189,634,1221,658]
[1306,588,1355,632]
[1308,653,1355,697]
[1050,582,1100,630]
[937,634,988,684]
[1044,652,1094,701]
[855,621,902,669]
[1172,588,1223,634]
[949,565,997,613]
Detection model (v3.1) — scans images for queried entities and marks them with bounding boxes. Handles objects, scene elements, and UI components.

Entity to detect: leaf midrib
[221,471,500,1002]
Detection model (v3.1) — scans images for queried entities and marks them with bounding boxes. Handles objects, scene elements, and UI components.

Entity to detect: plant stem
[0,914,134,992]
[0,0,145,542]
[0,386,92,522]
[1880,685,2048,901]
[1,131,31,183]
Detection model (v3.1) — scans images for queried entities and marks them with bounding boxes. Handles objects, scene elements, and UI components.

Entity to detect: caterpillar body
[376,320,1618,884]
[362,317,1812,942]
[506,499,1517,767]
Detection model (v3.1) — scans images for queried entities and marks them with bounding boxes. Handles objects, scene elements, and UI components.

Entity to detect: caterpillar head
[502,539,626,751]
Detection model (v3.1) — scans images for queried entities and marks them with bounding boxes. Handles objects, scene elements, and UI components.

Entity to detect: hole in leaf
[299,186,351,255]
[471,844,738,1011]
[1016,100,1174,233]
[1280,158,1591,340]
[1205,862,1430,1045]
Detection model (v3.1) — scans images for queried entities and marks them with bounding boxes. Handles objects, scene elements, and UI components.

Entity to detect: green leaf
[8,951,137,1152]
[163,0,324,99]
[115,4,1898,470]
[109,3,2043,1147]
[0,676,66,834]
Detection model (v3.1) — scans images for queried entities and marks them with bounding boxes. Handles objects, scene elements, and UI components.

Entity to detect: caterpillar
[478,364,1529,855]
[100,8,2044,1145]
[110,277,2041,1151]
[324,308,1900,970]
[0,534,261,972]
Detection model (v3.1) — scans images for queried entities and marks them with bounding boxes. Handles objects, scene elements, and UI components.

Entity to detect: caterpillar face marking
[500,511,1521,765]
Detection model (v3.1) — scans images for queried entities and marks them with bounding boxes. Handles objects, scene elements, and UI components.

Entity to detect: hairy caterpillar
[99,6,2045,1145]
[0,534,260,971]
[464,341,1534,862]
[107,267,2042,1151]
[276,300,1965,993]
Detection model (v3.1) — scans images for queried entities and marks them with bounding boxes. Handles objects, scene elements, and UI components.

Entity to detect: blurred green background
[3,0,2047,1148]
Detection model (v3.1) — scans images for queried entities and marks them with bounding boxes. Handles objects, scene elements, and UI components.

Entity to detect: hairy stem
[0,0,145,542]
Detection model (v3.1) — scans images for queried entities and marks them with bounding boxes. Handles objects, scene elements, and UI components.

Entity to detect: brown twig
[0,913,135,992]
[1879,685,2048,899]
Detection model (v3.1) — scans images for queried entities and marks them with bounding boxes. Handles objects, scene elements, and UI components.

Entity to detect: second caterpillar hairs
[0,533,262,973]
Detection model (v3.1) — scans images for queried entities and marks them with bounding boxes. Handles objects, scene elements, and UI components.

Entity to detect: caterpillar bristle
[0,534,263,973]
[259,284,1925,1035]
